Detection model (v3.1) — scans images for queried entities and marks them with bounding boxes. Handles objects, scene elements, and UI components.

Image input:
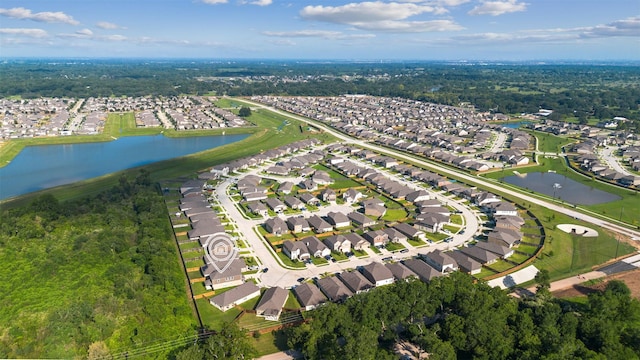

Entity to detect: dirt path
[553,268,640,299]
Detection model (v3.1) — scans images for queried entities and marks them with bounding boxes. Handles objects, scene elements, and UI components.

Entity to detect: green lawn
[196,298,242,331]
[382,208,408,222]
[276,251,307,269]
[449,214,464,226]
[407,238,427,247]
[524,129,576,153]
[249,330,289,357]
[369,245,382,254]
[385,242,406,252]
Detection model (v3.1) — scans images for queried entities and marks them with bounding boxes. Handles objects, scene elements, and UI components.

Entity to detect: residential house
[448,250,482,275]
[339,271,374,294]
[299,179,318,191]
[494,215,525,231]
[284,196,305,210]
[326,211,351,229]
[475,192,501,206]
[255,287,289,321]
[287,217,310,233]
[307,215,334,234]
[303,236,331,258]
[382,227,407,243]
[348,212,376,227]
[265,198,286,213]
[486,228,522,248]
[294,283,327,311]
[209,282,261,312]
[282,240,310,261]
[459,246,498,265]
[385,262,417,281]
[277,181,295,195]
[319,188,337,202]
[299,193,320,206]
[264,217,287,236]
[316,276,353,302]
[323,235,351,254]
[422,250,458,273]
[342,189,364,204]
[311,171,333,185]
[475,241,514,259]
[486,201,519,217]
[246,202,268,217]
[405,190,431,203]
[364,203,387,218]
[402,259,443,283]
[343,233,368,251]
[363,230,389,247]
[360,262,395,287]
[415,215,444,233]
[393,223,425,240]
[201,258,245,290]
[188,219,225,243]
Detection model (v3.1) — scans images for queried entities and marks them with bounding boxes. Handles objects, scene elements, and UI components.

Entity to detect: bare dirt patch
[553,268,640,299]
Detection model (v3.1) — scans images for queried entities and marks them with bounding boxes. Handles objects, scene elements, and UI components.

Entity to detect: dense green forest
[0,170,197,358]
[284,272,640,360]
[1,60,638,126]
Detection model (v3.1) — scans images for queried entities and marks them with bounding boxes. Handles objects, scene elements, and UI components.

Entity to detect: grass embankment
[524,129,577,153]
[1,106,334,208]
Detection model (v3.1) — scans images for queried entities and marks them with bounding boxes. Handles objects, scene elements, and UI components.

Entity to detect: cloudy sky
[1,0,638,60]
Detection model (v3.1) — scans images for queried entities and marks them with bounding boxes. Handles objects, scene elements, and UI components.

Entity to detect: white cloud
[468,0,527,16]
[104,34,128,42]
[353,19,463,32]
[263,29,375,40]
[76,28,93,37]
[0,7,79,25]
[580,16,640,38]
[96,21,125,30]
[249,0,273,5]
[300,1,462,32]
[301,2,435,23]
[0,28,48,38]
[201,0,228,4]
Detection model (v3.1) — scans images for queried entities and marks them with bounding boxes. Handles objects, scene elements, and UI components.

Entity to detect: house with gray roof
[402,259,443,283]
[360,262,394,287]
[304,215,331,234]
[255,287,289,321]
[316,276,353,302]
[201,258,245,290]
[382,227,407,243]
[277,181,295,195]
[393,222,424,240]
[265,198,286,213]
[448,250,482,275]
[459,245,498,265]
[282,240,310,261]
[422,250,458,273]
[385,262,417,281]
[323,235,351,253]
[294,283,327,311]
[209,282,260,312]
[299,193,320,206]
[339,271,374,294]
[363,230,388,247]
[264,217,287,236]
[326,211,350,229]
[475,241,514,259]
[343,233,368,251]
[303,236,331,258]
[246,202,268,217]
[287,217,310,233]
[487,228,522,248]
[348,211,376,227]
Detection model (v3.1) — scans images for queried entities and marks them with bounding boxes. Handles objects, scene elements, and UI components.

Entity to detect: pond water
[501,172,620,205]
[501,121,531,129]
[0,134,249,200]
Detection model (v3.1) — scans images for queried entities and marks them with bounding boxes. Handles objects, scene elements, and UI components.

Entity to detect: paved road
[242,98,640,241]
[213,149,481,288]
[599,145,631,176]
[488,132,508,153]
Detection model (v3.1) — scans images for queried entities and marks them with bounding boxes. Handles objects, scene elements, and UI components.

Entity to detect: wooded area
[284,272,640,359]
[0,170,197,358]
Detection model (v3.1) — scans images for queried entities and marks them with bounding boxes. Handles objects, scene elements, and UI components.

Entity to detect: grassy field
[525,129,577,153]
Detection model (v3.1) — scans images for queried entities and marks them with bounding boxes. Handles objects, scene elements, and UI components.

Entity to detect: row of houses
[572,141,640,187]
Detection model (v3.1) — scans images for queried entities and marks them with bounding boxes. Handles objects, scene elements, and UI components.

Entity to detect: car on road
[382,256,393,262]
[262,268,269,273]
[297,277,305,282]
[400,249,409,254]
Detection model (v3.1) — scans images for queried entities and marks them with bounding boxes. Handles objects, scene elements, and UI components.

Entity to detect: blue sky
[0,0,638,60]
